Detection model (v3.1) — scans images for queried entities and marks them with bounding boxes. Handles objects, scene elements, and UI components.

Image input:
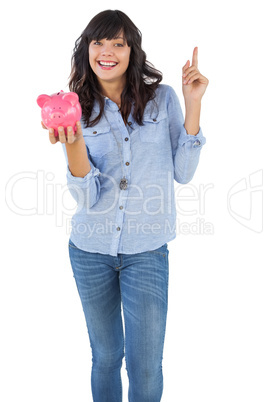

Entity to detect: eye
[93,41,102,46]
[115,43,124,47]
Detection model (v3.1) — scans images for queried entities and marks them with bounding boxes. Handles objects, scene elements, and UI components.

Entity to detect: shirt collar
[92,96,119,113]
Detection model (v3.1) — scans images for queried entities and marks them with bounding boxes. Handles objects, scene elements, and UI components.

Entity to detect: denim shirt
[62,84,206,256]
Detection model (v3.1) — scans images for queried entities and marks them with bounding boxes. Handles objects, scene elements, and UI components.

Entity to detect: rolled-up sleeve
[62,144,101,209]
[167,86,206,184]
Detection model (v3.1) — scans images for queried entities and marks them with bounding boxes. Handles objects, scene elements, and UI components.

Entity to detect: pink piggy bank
[37,90,82,135]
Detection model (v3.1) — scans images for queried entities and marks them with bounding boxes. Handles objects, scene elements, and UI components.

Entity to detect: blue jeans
[68,239,169,402]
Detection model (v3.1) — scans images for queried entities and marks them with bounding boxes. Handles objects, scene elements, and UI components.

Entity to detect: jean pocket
[148,243,168,256]
[68,238,79,249]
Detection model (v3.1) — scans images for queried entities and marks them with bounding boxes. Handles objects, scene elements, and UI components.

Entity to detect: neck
[99,78,126,106]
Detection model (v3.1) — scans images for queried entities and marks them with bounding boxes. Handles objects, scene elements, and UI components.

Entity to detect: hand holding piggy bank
[37,90,82,136]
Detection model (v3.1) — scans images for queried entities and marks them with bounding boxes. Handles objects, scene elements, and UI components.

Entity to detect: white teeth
[99,61,117,66]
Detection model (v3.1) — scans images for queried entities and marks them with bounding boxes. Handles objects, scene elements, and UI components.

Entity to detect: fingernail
[49,128,53,133]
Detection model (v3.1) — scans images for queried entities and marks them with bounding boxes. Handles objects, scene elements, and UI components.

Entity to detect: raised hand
[182,47,209,102]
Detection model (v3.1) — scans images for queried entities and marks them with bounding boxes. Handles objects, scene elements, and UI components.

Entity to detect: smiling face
[89,32,131,90]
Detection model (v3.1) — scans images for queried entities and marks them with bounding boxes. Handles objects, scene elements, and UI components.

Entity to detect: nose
[51,111,64,123]
[101,42,114,56]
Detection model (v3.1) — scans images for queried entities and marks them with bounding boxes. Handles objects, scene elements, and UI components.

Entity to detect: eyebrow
[93,36,126,43]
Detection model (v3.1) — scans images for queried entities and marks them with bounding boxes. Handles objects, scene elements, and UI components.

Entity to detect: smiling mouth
[98,61,118,68]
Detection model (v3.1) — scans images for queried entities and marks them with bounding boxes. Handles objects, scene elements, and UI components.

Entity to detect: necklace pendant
[120,177,128,190]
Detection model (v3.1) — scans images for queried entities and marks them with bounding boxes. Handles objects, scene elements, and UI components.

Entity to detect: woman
[44,9,208,402]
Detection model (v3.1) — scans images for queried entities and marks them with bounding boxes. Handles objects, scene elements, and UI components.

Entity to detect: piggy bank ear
[37,94,51,108]
[62,92,79,106]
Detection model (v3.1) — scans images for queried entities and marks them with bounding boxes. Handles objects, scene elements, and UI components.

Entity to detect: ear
[36,94,51,108]
[62,92,79,106]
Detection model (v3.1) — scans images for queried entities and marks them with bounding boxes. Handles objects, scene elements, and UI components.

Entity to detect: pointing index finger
[192,46,198,68]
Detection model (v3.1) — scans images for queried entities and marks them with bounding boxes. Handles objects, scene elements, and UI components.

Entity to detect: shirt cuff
[178,125,206,148]
[66,163,101,186]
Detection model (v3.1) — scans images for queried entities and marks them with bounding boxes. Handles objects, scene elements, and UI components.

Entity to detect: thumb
[75,121,83,137]
[182,60,190,74]
[41,121,48,130]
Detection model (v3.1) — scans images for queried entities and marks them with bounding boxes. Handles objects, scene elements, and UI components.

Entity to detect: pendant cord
[103,110,128,189]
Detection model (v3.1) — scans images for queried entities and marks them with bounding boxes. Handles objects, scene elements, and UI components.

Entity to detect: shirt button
[93,131,97,134]
[125,137,129,141]
[153,118,157,122]
[193,140,201,147]
[116,227,121,231]
[125,162,130,166]
[127,121,132,126]
[119,206,123,210]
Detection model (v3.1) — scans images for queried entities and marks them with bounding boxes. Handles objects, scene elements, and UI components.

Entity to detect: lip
[97,60,118,70]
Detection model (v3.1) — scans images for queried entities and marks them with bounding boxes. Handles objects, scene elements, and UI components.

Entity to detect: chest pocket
[139,110,168,143]
[83,126,115,158]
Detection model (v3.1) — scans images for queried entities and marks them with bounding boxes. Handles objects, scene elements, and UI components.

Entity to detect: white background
[1,0,267,401]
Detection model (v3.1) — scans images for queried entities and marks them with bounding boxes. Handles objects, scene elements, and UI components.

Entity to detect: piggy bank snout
[50,110,65,122]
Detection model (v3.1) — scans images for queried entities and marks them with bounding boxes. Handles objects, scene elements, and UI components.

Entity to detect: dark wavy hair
[69,10,162,127]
